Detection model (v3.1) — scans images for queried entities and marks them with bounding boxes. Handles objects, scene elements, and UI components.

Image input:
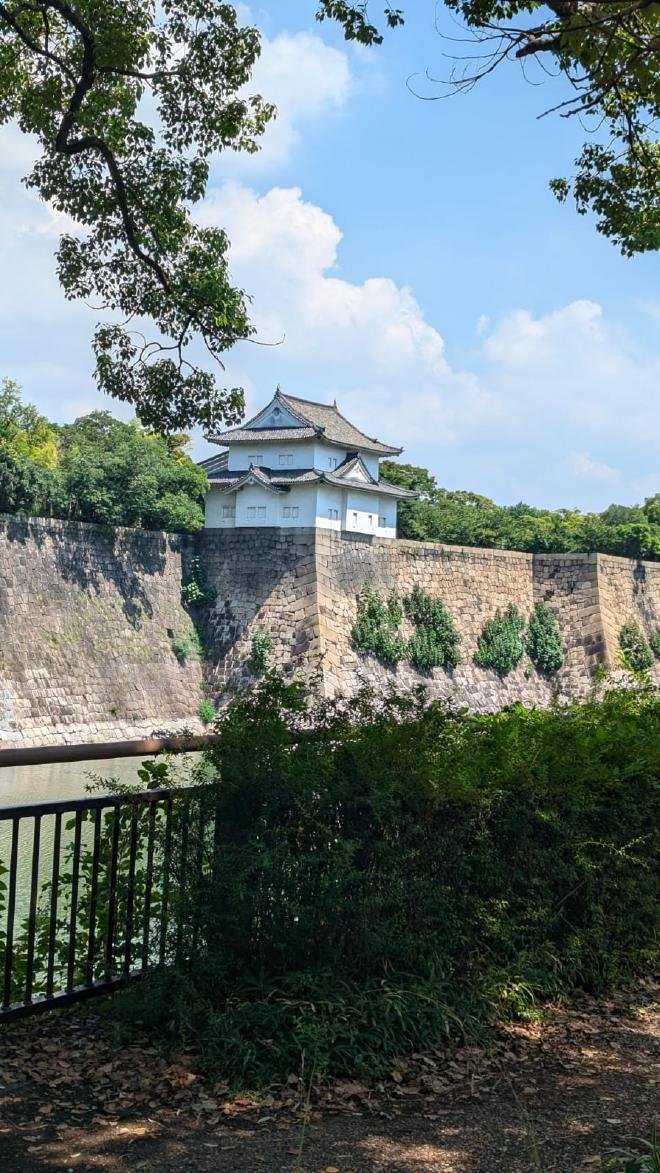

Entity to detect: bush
[248,630,273,674]
[197,699,216,726]
[113,682,660,1088]
[526,601,564,674]
[351,585,407,665]
[404,585,461,671]
[474,605,526,675]
[649,629,660,659]
[181,557,217,607]
[619,622,654,672]
[171,627,203,663]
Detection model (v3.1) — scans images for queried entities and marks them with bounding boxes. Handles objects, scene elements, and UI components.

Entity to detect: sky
[0,1,658,511]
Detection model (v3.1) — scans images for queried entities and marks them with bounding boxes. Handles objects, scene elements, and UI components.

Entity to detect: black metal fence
[0,788,184,1019]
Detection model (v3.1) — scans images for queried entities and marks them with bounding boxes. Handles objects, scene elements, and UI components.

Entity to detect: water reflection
[0,754,201,940]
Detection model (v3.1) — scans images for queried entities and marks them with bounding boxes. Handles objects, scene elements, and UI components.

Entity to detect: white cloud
[568,451,620,483]
[198,182,490,448]
[226,30,352,169]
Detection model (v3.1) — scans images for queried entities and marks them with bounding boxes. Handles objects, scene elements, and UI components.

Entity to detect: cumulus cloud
[568,452,621,483]
[198,182,490,449]
[222,29,352,170]
[196,182,657,508]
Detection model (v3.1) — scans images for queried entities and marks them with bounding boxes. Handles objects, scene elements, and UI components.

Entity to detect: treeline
[382,461,660,562]
[0,379,207,531]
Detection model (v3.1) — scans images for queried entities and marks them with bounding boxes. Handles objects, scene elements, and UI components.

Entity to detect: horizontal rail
[0,787,173,822]
[0,734,219,770]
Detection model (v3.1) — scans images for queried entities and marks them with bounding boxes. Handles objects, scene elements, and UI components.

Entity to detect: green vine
[181,557,217,607]
[404,585,461,671]
[526,601,564,674]
[351,585,407,665]
[248,630,274,675]
[619,622,654,673]
[474,605,526,676]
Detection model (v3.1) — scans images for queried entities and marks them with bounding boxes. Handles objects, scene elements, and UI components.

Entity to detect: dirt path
[0,982,657,1172]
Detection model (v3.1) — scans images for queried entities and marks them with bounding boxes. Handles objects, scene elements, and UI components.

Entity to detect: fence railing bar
[104,806,122,981]
[2,819,20,1009]
[123,808,140,978]
[24,815,42,1004]
[85,808,103,987]
[66,811,83,994]
[142,802,157,970]
[175,797,190,966]
[46,811,63,999]
[0,971,154,1021]
[0,788,175,822]
[159,797,173,968]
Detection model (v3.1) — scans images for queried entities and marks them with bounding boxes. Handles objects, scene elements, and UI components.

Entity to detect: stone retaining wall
[1,516,658,747]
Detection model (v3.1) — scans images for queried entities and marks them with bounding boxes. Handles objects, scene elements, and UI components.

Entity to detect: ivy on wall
[352,586,570,679]
[351,583,460,672]
[526,601,564,674]
[619,622,654,672]
[404,586,461,671]
[351,585,408,665]
[474,605,526,676]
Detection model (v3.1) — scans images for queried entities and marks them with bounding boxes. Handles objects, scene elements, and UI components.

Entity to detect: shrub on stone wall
[526,601,564,674]
[474,605,526,675]
[171,626,203,663]
[248,630,274,675]
[650,629,660,659]
[351,585,407,665]
[181,557,217,607]
[619,622,654,672]
[404,585,461,671]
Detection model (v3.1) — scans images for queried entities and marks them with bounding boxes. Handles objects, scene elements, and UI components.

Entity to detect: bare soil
[0,981,657,1172]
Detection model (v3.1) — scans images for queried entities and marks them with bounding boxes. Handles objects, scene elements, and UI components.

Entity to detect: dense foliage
[619,622,654,673]
[526,601,564,675]
[404,584,461,671]
[351,584,408,664]
[319,2,659,256]
[474,604,526,675]
[0,380,207,530]
[111,682,659,1087]
[382,461,660,561]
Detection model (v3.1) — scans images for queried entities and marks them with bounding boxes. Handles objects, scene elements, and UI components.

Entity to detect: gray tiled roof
[206,464,418,500]
[198,451,229,476]
[207,426,318,443]
[207,390,402,456]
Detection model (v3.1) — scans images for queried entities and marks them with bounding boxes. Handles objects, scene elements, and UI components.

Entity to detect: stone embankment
[1,516,658,747]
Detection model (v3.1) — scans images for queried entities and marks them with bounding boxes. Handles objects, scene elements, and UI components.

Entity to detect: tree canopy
[319,2,659,256]
[0,1,273,432]
[381,460,660,560]
[1,2,657,435]
[0,379,207,529]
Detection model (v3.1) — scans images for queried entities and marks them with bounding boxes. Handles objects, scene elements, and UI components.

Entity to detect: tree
[318,2,660,255]
[57,411,208,529]
[0,2,273,432]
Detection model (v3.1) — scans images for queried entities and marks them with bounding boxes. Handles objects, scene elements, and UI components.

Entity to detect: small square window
[247,506,256,519]
[257,506,267,519]
[279,454,286,467]
[248,453,263,466]
[291,506,299,519]
[287,454,293,466]
[352,512,358,524]
[282,506,291,519]
[379,516,387,528]
[222,505,232,518]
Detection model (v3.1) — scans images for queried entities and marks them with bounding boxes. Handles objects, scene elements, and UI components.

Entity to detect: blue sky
[0,2,657,510]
